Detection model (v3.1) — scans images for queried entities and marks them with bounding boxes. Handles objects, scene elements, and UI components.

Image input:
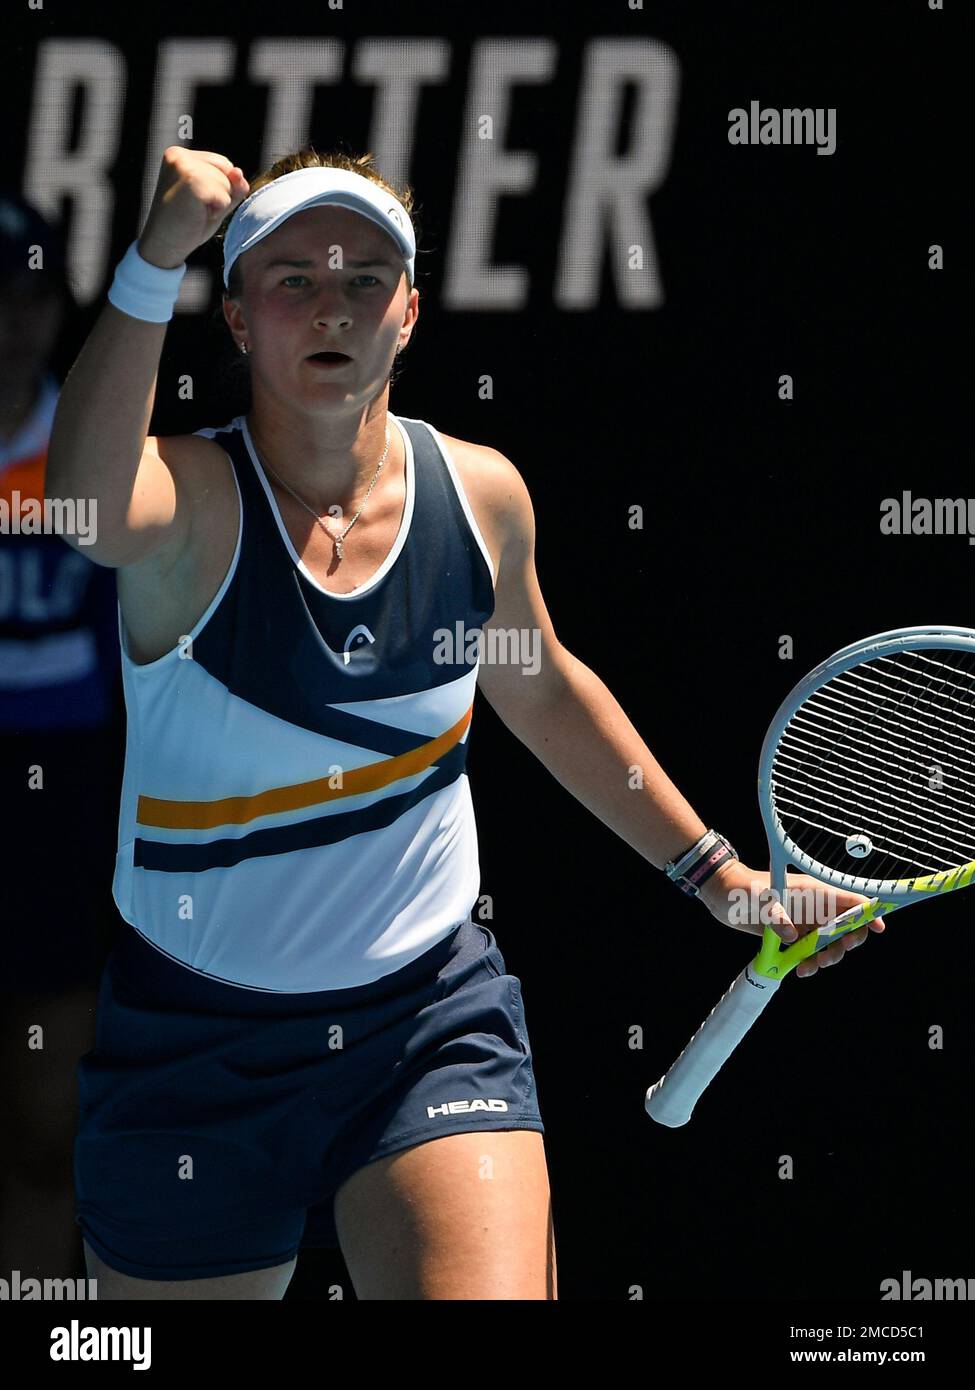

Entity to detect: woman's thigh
[334,1129,556,1300]
[83,1241,297,1300]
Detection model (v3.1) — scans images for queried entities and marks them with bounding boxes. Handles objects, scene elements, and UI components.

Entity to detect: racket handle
[645,962,781,1127]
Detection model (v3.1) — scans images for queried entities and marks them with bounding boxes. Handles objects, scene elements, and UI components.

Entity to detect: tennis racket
[645,624,975,1128]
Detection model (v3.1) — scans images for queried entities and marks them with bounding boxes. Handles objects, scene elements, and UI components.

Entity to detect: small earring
[240,342,249,355]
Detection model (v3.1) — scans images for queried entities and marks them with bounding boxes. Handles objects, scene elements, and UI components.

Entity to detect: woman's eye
[279,273,380,289]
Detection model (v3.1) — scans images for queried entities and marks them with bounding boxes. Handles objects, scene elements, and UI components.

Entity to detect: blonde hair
[216,144,420,300]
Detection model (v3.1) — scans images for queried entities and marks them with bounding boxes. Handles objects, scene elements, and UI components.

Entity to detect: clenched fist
[137,147,250,270]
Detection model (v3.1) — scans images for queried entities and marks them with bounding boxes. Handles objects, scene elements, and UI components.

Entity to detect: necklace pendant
[334,538,344,560]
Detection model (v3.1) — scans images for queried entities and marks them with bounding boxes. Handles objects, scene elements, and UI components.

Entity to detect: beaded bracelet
[664,829,738,898]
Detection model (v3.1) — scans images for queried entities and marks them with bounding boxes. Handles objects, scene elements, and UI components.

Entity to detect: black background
[5,0,969,1303]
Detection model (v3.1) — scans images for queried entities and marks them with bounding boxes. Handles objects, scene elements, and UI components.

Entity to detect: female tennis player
[46,145,883,1300]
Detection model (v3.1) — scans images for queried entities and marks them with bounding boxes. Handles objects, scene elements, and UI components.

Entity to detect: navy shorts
[73,915,545,1280]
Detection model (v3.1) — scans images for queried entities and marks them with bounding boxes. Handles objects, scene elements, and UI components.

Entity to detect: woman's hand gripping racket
[646,625,975,1128]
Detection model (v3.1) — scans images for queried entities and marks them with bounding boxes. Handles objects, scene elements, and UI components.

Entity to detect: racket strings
[774,751,975,860]
[817,677,975,766]
[776,658,975,873]
[828,662,975,761]
[774,748,973,872]
[782,714,975,821]
[774,788,973,873]
[780,717,975,840]
[771,646,975,881]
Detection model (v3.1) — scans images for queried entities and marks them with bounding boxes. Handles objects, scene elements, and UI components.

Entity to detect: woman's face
[224,204,418,413]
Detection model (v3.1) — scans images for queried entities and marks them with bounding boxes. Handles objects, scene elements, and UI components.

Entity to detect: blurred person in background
[0,190,120,1280]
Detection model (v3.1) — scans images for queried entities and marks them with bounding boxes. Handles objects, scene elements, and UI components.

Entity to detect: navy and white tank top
[112,411,495,991]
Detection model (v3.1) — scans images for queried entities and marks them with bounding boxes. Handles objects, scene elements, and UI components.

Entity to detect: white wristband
[107,239,187,322]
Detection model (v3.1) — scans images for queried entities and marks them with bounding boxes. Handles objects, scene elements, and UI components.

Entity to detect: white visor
[222,166,415,290]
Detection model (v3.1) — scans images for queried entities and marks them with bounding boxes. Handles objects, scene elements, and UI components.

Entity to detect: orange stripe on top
[136,703,474,831]
[0,450,47,509]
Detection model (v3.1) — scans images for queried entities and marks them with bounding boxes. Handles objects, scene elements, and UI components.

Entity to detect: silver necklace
[256,424,391,561]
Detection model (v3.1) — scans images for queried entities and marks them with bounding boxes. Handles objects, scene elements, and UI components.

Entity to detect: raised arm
[45,147,249,568]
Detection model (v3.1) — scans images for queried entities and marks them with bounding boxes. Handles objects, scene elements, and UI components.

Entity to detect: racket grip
[645,962,781,1127]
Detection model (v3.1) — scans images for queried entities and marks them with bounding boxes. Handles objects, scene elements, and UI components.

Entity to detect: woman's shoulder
[152,425,240,473]
[417,422,530,562]
[147,429,239,518]
[417,421,514,484]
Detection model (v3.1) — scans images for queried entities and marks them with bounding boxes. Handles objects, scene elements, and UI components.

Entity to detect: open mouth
[307,351,352,365]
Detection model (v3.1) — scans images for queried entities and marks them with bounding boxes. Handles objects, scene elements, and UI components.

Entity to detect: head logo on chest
[343,623,376,666]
